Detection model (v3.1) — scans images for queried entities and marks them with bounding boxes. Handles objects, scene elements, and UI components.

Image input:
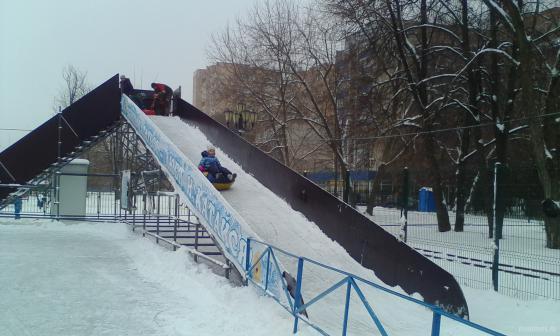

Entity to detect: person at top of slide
[151,82,173,116]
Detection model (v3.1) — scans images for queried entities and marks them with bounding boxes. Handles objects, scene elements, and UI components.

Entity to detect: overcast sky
[0,0,255,151]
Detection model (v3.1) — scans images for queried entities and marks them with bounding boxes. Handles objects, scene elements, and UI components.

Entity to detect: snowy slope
[151,116,474,335]
[0,219,314,336]
[150,116,560,336]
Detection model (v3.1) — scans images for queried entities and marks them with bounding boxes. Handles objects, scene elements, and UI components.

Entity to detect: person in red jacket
[151,82,173,116]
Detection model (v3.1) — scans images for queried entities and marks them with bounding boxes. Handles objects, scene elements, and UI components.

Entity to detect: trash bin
[14,196,22,219]
[418,187,435,212]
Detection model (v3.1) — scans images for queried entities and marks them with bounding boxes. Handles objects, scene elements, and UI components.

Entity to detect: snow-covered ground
[3,115,558,335]
[0,219,314,336]
[150,116,560,335]
[359,206,560,300]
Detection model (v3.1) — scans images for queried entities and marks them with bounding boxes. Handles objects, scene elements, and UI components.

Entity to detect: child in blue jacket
[198,146,236,182]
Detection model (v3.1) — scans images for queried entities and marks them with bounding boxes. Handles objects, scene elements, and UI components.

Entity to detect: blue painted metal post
[431,311,441,336]
[349,279,388,336]
[342,278,352,336]
[293,258,304,334]
[245,238,251,274]
[265,248,271,291]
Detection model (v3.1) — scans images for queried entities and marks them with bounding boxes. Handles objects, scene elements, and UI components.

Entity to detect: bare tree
[53,64,90,112]
[209,1,307,168]
[210,0,358,194]
[326,0,455,230]
[482,0,560,248]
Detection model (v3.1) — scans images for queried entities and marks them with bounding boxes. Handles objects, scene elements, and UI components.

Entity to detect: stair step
[180,243,216,247]
[201,252,223,256]
[160,235,211,239]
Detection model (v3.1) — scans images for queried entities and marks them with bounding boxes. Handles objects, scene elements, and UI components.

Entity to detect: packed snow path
[0,220,311,336]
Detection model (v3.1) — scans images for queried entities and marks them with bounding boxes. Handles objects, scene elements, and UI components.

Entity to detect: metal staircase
[0,121,121,210]
[0,74,121,208]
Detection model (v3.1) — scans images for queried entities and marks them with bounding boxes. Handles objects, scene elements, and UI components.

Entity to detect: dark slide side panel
[176,99,468,316]
[0,75,121,200]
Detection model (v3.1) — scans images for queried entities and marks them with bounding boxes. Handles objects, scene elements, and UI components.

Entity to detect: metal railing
[1,186,506,334]
[245,238,505,336]
[308,165,560,301]
[367,206,560,300]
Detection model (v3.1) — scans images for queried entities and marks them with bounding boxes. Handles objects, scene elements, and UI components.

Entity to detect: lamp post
[236,103,244,130]
[224,104,257,133]
[224,109,234,127]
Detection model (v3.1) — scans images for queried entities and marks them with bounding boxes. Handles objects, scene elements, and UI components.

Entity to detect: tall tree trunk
[386,0,451,231]
[418,0,450,232]
[474,135,493,235]
[487,9,505,238]
[455,0,479,232]
[279,80,291,168]
[335,146,351,204]
[498,0,560,248]
[454,129,470,232]
[545,217,560,248]
[386,0,451,232]
[425,135,451,232]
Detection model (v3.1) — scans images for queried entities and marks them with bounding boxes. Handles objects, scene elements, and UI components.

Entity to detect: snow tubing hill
[174,98,469,316]
[0,75,468,316]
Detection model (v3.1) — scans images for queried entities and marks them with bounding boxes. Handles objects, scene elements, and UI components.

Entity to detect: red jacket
[152,83,172,95]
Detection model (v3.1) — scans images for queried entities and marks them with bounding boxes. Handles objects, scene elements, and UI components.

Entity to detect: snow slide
[150,116,478,336]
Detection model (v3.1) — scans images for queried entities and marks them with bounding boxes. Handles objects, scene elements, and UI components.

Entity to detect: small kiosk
[52,159,90,218]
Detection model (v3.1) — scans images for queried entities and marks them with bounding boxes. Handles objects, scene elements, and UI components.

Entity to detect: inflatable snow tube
[203,172,235,190]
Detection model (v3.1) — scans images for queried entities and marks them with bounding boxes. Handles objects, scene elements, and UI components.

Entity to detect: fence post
[492,162,502,291]
[342,278,352,336]
[55,172,61,221]
[142,193,147,236]
[56,109,62,220]
[401,167,409,242]
[174,194,179,249]
[265,248,271,291]
[343,170,351,204]
[245,238,251,274]
[97,191,101,219]
[114,176,118,221]
[194,224,199,250]
[132,195,136,230]
[431,310,441,336]
[293,257,304,334]
[57,107,62,165]
[156,193,161,244]
[168,195,171,227]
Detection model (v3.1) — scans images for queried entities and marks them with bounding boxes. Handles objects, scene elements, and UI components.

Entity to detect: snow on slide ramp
[151,116,448,335]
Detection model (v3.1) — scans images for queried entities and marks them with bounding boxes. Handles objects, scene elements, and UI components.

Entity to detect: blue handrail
[244,238,506,336]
